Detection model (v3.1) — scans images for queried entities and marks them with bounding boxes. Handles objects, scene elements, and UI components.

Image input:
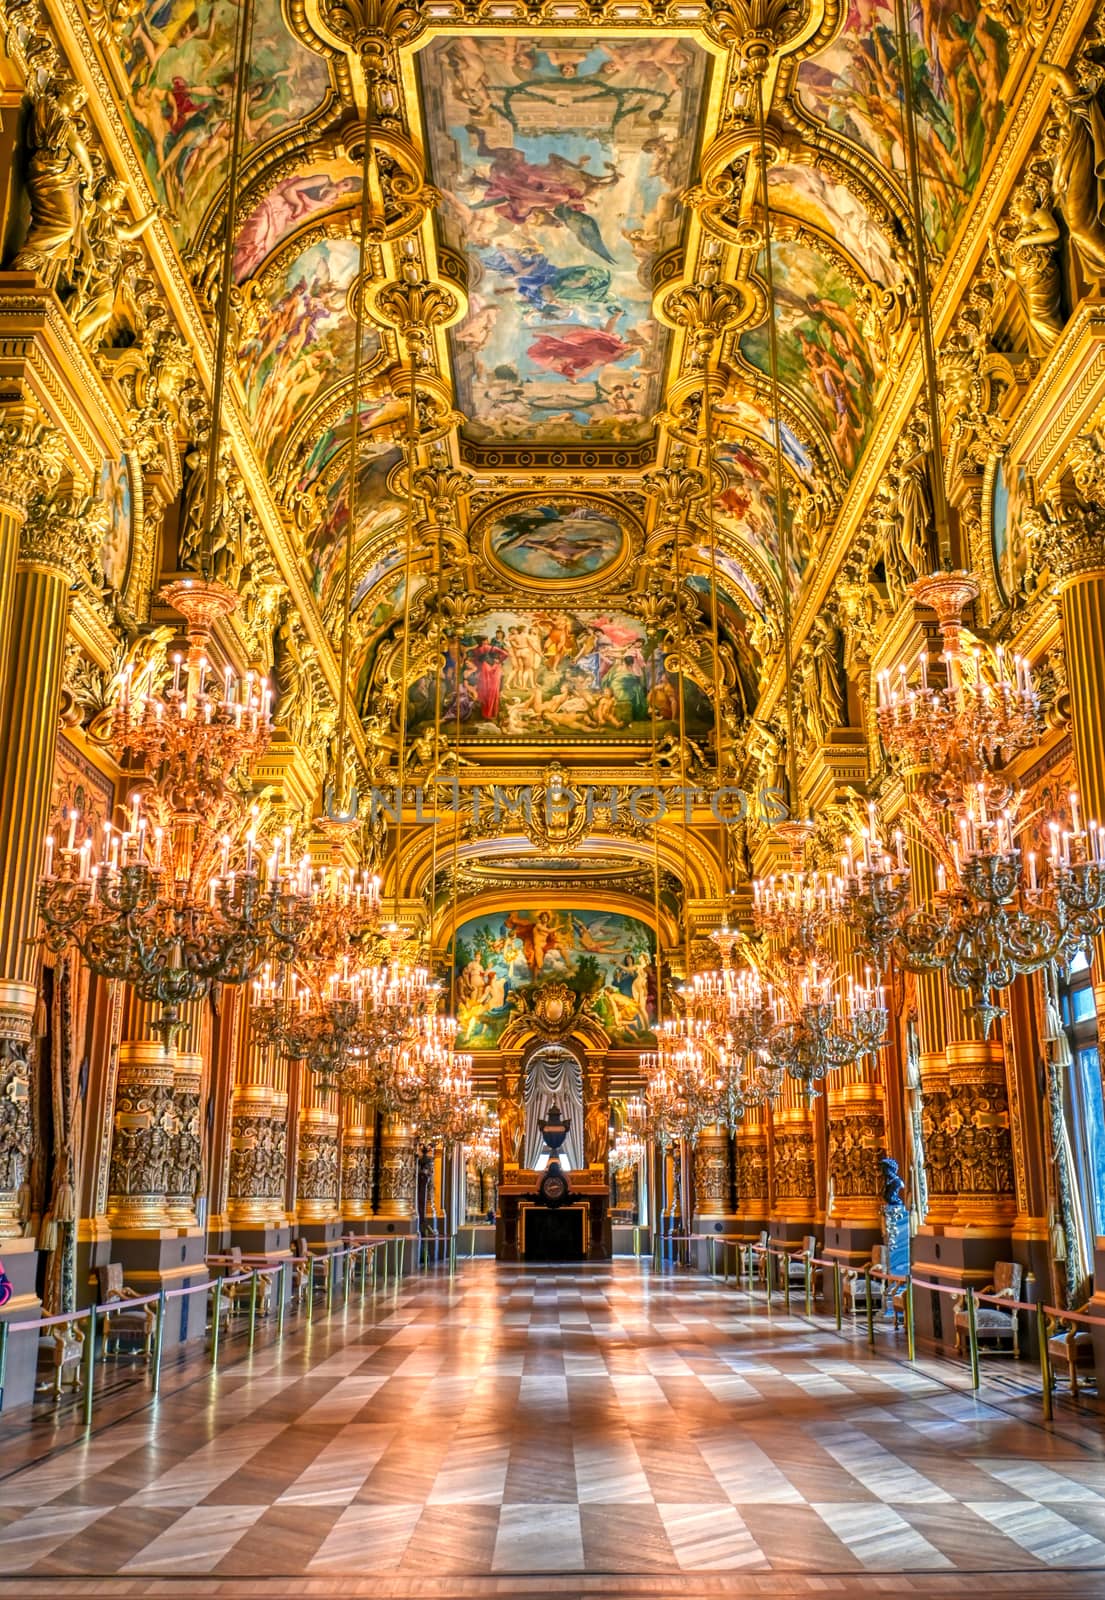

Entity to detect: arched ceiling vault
[98,0,1023,876]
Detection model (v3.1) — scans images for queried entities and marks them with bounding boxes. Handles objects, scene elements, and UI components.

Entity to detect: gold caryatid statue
[1044,63,1105,284]
[13,74,93,279]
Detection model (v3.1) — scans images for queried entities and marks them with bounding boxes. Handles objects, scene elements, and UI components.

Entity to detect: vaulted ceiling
[99,0,1010,761]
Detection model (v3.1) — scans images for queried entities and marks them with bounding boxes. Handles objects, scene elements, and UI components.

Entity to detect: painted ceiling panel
[418,34,710,445]
[114,0,332,243]
[238,237,378,472]
[767,165,900,287]
[234,160,361,283]
[796,0,1008,251]
[739,240,880,476]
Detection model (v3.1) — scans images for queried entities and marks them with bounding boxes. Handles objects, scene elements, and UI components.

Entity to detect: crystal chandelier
[39,583,293,1048]
[875,573,1042,788]
[609,1124,643,1173]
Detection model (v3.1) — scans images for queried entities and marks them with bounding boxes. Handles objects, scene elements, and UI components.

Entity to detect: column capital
[18,485,107,579]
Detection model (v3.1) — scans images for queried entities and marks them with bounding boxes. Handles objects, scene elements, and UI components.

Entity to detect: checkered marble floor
[0,1261,1103,1595]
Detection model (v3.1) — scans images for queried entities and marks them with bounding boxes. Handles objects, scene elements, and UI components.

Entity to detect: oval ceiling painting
[480,496,632,588]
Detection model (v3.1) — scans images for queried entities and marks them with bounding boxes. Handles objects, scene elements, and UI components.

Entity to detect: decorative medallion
[477,495,633,590]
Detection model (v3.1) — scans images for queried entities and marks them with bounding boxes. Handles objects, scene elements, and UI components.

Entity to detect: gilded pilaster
[769,1082,818,1241]
[734,1102,769,1243]
[692,1126,732,1220]
[0,486,87,1236]
[341,1113,375,1223]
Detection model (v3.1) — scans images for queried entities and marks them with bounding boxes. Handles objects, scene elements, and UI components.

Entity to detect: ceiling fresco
[478,496,632,587]
[407,610,711,742]
[793,0,1009,251]
[238,238,380,473]
[308,442,405,603]
[111,0,333,243]
[418,34,711,445]
[739,240,880,476]
[767,165,901,288]
[454,907,656,1049]
[233,159,361,284]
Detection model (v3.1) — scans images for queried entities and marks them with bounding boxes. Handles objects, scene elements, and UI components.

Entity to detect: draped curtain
[524,1047,584,1170]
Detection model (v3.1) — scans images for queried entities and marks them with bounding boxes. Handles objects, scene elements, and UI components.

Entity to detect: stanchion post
[398,1236,406,1279]
[783,1253,791,1313]
[864,1270,875,1348]
[833,1262,842,1332]
[248,1272,259,1349]
[83,1307,97,1427]
[966,1286,980,1390]
[152,1290,167,1394]
[326,1253,335,1315]
[307,1257,315,1322]
[211,1279,223,1367]
[0,1319,7,1412]
[804,1254,813,1316]
[277,1264,287,1340]
[1037,1303,1053,1421]
[905,1279,915,1363]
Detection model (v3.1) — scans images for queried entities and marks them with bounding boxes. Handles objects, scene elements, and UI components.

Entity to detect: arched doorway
[523,1043,584,1170]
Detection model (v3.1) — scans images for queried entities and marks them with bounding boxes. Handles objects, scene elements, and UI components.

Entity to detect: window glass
[1076,1047,1105,1237]
[1071,986,1098,1024]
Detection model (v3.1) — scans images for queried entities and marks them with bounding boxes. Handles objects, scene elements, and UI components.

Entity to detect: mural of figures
[768,164,901,287]
[114,0,331,241]
[797,0,1008,250]
[233,162,361,282]
[714,398,818,492]
[740,241,879,475]
[454,908,656,1048]
[98,455,133,594]
[694,545,763,614]
[238,238,379,471]
[307,443,403,600]
[407,609,710,739]
[484,499,627,583]
[419,35,709,442]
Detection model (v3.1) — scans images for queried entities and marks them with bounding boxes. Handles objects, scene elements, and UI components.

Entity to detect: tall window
[1060,953,1105,1241]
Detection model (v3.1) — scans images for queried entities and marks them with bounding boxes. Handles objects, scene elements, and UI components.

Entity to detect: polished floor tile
[0,1259,1102,1597]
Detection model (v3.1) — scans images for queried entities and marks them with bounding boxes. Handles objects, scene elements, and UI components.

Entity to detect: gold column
[770,1079,817,1236]
[734,1102,769,1241]
[296,1072,340,1226]
[693,1127,731,1219]
[0,485,87,1235]
[341,1106,375,1223]
[107,994,178,1230]
[166,1051,203,1228]
[376,1116,415,1220]
[824,922,889,1258]
[227,1008,286,1229]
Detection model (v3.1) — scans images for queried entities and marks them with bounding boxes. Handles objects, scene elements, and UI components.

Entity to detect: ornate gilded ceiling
[82,0,1026,783]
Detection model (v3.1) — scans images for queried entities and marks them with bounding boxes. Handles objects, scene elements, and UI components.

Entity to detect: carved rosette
[107,1045,177,1229]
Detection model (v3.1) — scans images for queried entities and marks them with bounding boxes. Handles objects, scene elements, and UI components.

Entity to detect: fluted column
[0,485,89,1236]
[692,1126,732,1221]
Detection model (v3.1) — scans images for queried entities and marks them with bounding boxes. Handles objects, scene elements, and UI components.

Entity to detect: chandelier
[39,582,295,1048]
[875,573,1041,789]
